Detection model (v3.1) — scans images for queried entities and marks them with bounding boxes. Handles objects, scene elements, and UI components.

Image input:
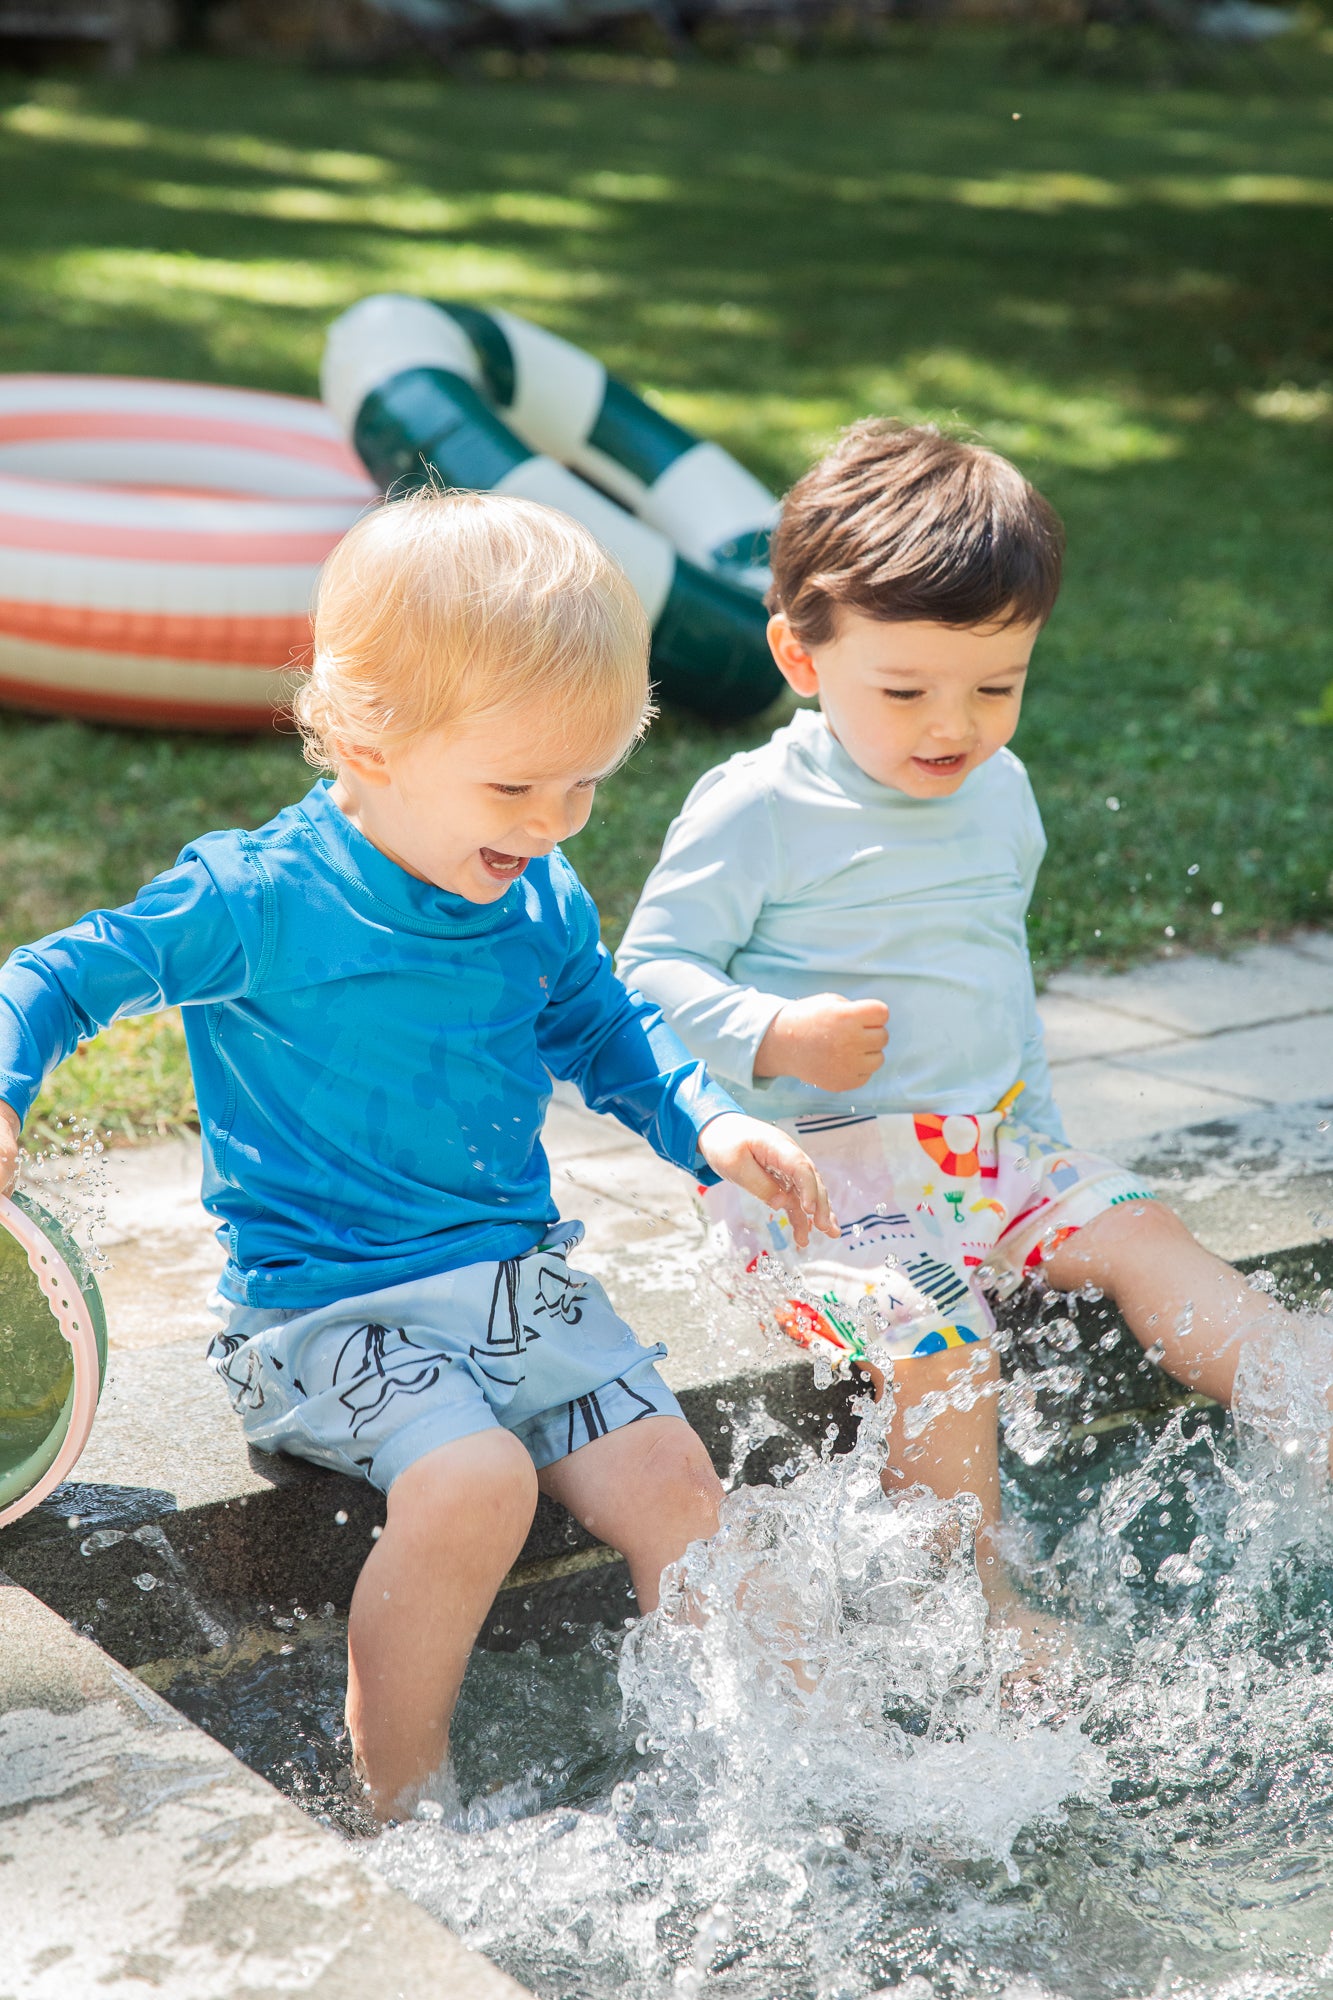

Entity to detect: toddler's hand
[0,1101,20,1197]
[697,1113,838,1250]
[754,993,889,1093]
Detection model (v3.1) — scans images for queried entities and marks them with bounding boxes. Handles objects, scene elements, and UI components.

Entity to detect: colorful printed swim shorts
[702,1105,1154,1367]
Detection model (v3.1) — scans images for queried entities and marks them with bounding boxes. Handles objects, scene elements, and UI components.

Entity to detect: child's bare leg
[537,1414,723,1609]
[346,1429,538,1820]
[880,1340,1001,1540]
[1044,1197,1295,1406]
[877,1342,1060,1658]
[543,1415,830,1690]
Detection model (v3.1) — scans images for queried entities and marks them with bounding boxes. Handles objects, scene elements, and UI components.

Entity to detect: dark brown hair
[767,419,1064,645]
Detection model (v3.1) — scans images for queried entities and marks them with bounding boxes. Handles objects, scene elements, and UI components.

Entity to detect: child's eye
[883,688,923,703]
[979,685,1017,698]
[490,784,530,797]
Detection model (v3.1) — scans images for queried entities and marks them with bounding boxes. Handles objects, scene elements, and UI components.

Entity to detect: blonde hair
[294,487,653,768]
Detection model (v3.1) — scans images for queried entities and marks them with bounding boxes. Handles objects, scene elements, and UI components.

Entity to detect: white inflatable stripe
[0,475,364,537]
[0,376,349,437]
[493,310,607,466]
[0,440,376,500]
[321,295,481,436]
[0,548,321,616]
[639,441,778,572]
[494,456,674,625]
[568,439,648,514]
[0,633,291,709]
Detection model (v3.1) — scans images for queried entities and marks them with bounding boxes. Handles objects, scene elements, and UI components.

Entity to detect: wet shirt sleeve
[0,854,251,1124]
[537,879,741,1182]
[615,768,785,1094]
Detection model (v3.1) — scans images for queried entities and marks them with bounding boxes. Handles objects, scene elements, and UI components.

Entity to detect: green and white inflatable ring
[321,294,783,722]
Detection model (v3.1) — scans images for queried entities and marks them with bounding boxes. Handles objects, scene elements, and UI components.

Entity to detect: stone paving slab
[1036,992,1181,1065]
[1046,933,1330,1039]
[26,1135,222,1352]
[1045,1058,1258,1157]
[1115,1014,1331,1108]
[0,1575,527,2000]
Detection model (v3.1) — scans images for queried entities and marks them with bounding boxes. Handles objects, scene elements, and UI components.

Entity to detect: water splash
[16,1116,113,1273]
[375,1392,1105,1998]
[364,1293,1333,2000]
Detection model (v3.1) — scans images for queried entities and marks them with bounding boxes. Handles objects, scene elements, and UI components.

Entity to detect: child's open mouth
[479,848,530,882]
[912,753,968,776]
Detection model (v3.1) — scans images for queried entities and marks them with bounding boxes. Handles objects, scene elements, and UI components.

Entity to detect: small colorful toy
[0,1190,107,1529]
[773,1292,872,1373]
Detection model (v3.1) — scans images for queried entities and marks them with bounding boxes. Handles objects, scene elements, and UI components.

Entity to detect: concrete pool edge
[0,1571,532,1998]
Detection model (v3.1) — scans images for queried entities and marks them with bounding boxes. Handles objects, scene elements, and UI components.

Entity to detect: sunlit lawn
[0,39,1328,1138]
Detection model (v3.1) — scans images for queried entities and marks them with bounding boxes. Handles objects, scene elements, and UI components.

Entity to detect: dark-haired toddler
[619,420,1317,1640]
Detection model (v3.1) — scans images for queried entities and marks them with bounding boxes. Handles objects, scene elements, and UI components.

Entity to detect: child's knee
[1046,1195,1190,1289]
[388,1428,538,1543]
[639,1420,724,1525]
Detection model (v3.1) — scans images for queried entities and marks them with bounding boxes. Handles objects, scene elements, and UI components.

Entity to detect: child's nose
[522,794,582,846]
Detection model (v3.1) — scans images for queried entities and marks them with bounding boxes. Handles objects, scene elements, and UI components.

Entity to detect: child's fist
[755,993,889,1093]
[0,1101,20,1196]
[697,1113,838,1249]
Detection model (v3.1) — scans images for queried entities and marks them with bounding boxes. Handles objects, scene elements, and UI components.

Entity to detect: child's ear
[334,740,392,787]
[767,614,820,698]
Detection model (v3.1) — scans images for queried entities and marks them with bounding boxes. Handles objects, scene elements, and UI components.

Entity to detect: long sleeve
[0,855,251,1124]
[615,766,786,1093]
[537,875,741,1179]
[1009,782,1066,1143]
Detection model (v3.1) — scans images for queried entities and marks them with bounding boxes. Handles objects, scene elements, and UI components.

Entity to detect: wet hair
[294,486,652,769]
[767,419,1064,646]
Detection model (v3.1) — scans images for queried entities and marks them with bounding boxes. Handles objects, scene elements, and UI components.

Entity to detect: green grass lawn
[0,37,1329,1141]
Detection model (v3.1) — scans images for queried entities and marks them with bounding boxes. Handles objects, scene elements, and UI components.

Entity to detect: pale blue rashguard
[0,780,741,1313]
[616,708,1064,1140]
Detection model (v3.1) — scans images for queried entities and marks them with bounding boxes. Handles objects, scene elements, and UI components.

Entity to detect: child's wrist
[754,1006,798,1082]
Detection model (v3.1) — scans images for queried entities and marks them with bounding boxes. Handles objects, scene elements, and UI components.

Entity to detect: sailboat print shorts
[703,1108,1154,1365]
[207,1222,682,1492]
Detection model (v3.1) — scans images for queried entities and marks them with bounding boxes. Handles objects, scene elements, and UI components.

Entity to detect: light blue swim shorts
[206,1223,681,1491]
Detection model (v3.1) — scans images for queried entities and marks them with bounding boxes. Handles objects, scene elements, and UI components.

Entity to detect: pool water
[157,1307,1333,2000]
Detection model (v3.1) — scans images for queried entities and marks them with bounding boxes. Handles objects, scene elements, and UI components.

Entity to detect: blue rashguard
[0,781,740,1311]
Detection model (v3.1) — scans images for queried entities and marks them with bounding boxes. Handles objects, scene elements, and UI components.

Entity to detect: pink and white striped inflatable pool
[0,376,377,730]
